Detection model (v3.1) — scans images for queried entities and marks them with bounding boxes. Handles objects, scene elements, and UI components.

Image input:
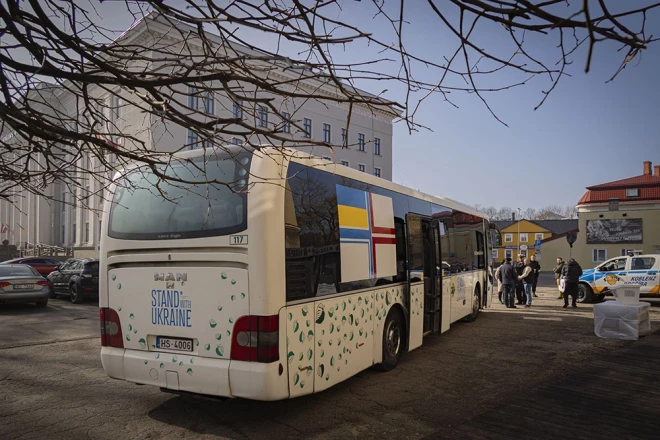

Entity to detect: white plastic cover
[611,285,641,305]
[594,301,651,340]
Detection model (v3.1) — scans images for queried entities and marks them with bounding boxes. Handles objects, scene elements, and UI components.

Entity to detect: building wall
[493,220,550,261]
[539,237,576,271]
[572,202,660,268]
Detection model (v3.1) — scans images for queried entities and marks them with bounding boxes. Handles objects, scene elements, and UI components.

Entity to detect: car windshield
[0,266,38,277]
[108,150,251,240]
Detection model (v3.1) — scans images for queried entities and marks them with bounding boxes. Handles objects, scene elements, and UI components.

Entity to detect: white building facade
[0,14,397,257]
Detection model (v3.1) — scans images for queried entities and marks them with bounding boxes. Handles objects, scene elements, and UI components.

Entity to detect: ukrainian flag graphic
[336,185,396,283]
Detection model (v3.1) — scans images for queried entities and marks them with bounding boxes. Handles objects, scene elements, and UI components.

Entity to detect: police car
[578,251,660,303]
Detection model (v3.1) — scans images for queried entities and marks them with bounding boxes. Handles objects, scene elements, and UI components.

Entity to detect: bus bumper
[100,347,289,401]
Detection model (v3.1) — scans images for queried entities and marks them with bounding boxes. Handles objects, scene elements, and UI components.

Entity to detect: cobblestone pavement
[1,277,657,440]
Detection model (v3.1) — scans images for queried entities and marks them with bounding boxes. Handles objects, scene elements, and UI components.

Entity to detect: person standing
[561,258,583,308]
[494,259,505,304]
[519,258,534,307]
[514,254,526,305]
[497,257,518,308]
[553,257,565,300]
[529,254,541,297]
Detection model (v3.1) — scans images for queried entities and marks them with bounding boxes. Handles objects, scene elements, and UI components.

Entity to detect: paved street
[1,277,659,440]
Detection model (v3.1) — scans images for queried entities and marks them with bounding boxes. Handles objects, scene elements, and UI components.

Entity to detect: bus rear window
[108,152,251,240]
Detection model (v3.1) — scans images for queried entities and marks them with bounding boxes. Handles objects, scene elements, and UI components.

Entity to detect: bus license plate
[156,337,193,352]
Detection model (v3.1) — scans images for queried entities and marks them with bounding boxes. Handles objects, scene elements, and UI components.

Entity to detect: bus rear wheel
[375,309,403,371]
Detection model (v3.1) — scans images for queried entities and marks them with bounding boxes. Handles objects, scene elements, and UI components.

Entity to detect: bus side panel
[441,277,452,333]
[286,303,315,397]
[408,282,424,351]
[450,272,474,323]
[310,290,375,393]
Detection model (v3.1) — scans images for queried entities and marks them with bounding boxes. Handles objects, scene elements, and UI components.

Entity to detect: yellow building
[492,219,578,264]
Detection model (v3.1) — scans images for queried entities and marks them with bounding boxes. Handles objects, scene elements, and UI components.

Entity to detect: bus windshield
[108,151,251,240]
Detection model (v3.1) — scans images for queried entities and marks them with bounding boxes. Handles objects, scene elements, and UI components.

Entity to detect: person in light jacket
[494,259,505,303]
[561,258,583,308]
[518,258,534,307]
[553,257,565,299]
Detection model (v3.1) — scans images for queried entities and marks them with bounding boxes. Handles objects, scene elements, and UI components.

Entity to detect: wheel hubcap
[385,320,400,357]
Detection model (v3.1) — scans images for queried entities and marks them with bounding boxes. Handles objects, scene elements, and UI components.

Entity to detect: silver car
[0,264,50,307]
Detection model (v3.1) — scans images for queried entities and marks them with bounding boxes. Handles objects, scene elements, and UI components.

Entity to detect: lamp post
[517,208,521,257]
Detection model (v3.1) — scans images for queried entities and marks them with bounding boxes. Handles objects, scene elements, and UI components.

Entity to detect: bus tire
[577,283,593,303]
[70,284,84,304]
[375,308,404,372]
[464,287,480,322]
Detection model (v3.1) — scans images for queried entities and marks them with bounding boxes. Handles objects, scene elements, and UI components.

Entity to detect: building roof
[492,219,578,236]
[578,174,660,205]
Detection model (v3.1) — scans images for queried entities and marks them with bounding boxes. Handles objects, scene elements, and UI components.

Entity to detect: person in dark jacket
[514,255,526,305]
[497,258,519,308]
[561,258,583,308]
[529,254,541,297]
[519,258,534,307]
[553,257,565,300]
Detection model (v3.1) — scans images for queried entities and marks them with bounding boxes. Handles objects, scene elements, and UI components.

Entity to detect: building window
[374,167,381,178]
[519,233,528,243]
[341,128,347,147]
[492,249,498,259]
[535,233,544,241]
[203,138,213,149]
[504,233,513,243]
[374,137,381,155]
[340,160,349,167]
[519,249,528,258]
[61,225,65,243]
[505,249,513,259]
[303,118,312,138]
[232,100,243,119]
[323,123,331,143]
[257,105,268,127]
[85,222,90,242]
[626,188,639,197]
[358,133,365,151]
[186,129,199,150]
[99,220,102,238]
[281,112,291,133]
[187,86,198,110]
[202,91,214,115]
[72,223,77,243]
[231,137,242,145]
[62,192,67,212]
[358,163,366,172]
[620,248,636,256]
[593,249,607,262]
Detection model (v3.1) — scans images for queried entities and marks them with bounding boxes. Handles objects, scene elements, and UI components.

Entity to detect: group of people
[495,254,583,309]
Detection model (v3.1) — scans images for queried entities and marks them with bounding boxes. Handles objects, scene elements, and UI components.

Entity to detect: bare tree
[522,207,538,220]
[1,0,658,207]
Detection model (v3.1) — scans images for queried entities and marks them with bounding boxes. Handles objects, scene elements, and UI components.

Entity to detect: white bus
[100,146,491,401]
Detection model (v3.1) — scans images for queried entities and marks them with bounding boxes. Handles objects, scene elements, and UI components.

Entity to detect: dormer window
[626,188,639,198]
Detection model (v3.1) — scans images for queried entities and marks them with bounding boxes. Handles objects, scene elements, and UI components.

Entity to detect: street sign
[535,239,542,247]
[520,245,528,251]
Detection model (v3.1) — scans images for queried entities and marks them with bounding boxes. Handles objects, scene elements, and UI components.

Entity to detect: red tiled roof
[578,174,660,205]
[587,174,660,190]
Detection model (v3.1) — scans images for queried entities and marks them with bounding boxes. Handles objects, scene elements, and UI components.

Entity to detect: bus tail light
[100,307,124,348]
[231,315,279,363]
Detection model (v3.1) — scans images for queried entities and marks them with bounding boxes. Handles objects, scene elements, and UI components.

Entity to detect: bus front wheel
[375,309,403,371]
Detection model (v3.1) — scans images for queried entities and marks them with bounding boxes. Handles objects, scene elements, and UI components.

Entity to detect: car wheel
[577,284,593,303]
[35,300,48,308]
[596,294,606,303]
[70,284,84,304]
[374,308,404,372]
[48,285,57,299]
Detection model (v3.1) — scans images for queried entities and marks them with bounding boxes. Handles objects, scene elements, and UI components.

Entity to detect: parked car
[0,264,50,307]
[578,252,660,303]
[47,258,99,304]
[1,256,61,276]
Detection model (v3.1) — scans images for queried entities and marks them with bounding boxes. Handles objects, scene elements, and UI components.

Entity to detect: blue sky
[99,1,660,210]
